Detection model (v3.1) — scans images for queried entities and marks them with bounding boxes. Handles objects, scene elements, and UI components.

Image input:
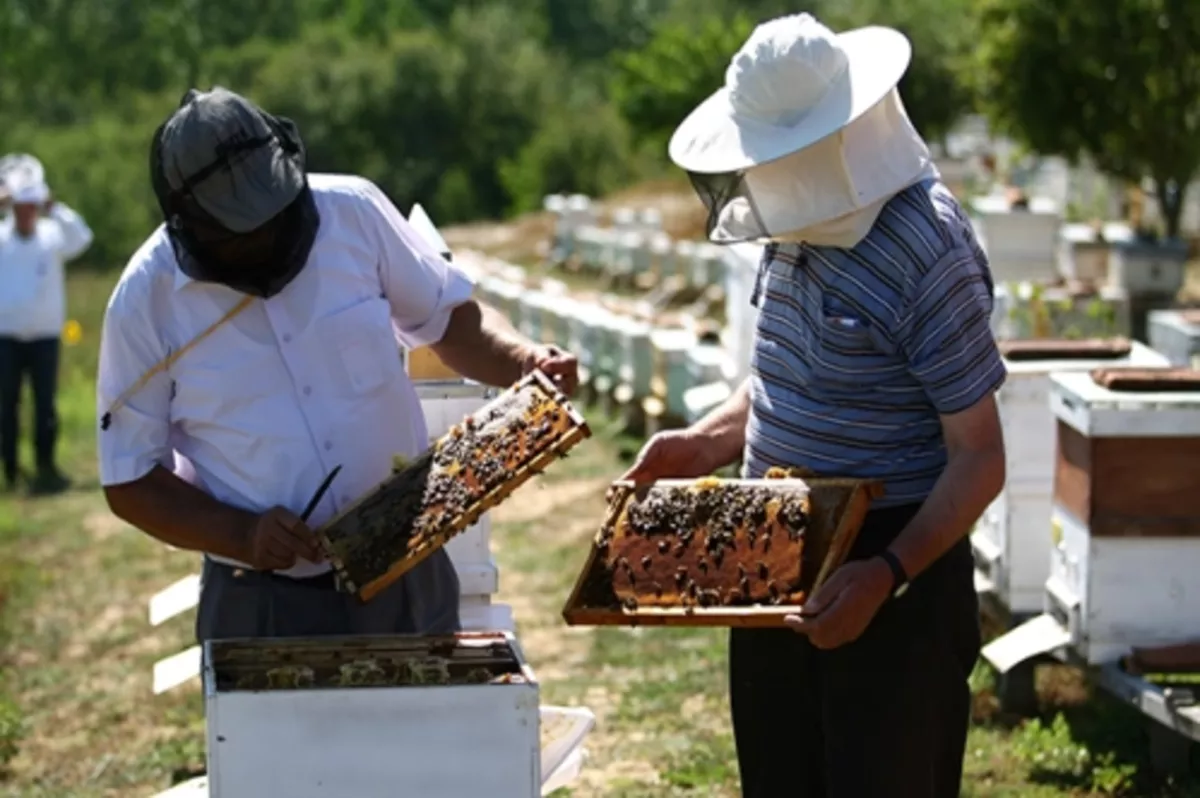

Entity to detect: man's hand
[622,428,721,483]
[239,506,325,571]
[785,558,892,649]
[522,344,579,396]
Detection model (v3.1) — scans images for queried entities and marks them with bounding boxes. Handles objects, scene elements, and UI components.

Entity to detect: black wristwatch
[877,549,910,598]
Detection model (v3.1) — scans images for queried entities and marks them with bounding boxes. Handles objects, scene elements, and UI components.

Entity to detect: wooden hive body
[1046,367,1200,664]
[1051,368,1200,538]
[971,338,1169,614]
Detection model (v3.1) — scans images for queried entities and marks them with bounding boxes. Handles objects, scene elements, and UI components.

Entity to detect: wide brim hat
[669,15,912,174]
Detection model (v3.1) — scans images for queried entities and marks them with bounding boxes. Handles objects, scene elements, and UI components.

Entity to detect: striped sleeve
[896,245,1006,415]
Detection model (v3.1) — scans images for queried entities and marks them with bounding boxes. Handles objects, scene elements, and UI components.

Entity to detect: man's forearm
[104,465,254,561]
[886,447,1004,580]
[432,300,529,387]
[690,379,751,472]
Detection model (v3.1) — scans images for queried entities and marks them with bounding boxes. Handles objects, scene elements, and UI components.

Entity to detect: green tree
[975,0,1200,238]
[828,0,977,146]
[609,13,757,157]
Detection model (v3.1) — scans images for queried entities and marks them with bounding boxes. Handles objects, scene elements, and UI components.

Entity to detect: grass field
[0,267,1198,797]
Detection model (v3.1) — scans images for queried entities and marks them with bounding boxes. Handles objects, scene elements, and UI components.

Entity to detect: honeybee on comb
[600,477,811,609]
[317,371,590,602]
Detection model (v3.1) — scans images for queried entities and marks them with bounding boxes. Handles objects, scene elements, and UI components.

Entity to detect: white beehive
[649,232,676,279]
[489,279,525,330]
[1056,223,1110,283]
[610,231,644,280]
[650,328,700,420]
[566,302,612,380]
[1043,369,1200,665]
[591,310,628,385]
[204,633,542,797]
[991,281,1130,341]
[687,342,729,387]
[613,316,653,398]
[971,194,1062,284]
[683,382,733,425]
[1147,309,1200,369]
[416,380,506,627]
[691,242,727,287]
[971,340,1169,615]
[1107,238,1189,297]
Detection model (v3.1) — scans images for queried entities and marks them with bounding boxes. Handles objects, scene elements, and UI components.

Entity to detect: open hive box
[1046,366,1200,664]
[562,469,884,627]
[316,370,589,602]
[204,632,544,798]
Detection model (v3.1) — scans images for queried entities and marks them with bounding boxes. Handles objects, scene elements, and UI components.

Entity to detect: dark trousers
[195,552,462,644]
[0,336,61,480]
[729,504,982,798]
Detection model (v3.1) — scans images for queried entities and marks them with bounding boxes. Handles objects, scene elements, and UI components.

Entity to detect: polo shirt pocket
[807,292,899,391]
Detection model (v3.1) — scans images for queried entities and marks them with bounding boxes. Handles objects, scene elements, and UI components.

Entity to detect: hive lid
[1000,338,1132,362]
[1090,367,1200,393]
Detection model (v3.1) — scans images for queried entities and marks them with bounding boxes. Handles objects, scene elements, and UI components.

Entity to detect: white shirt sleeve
[96,271,174,486]
[353,179,475,349]
[47,202,94,261]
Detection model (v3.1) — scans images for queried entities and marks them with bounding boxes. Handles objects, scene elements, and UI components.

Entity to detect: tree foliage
[975,0,1200,237]
[0,0,985,268]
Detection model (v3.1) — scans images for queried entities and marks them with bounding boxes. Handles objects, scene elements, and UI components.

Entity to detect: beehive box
[650,327,699,421]
[687,343,729,387]
[204,632,540,798]
[971,339,1169,615]
[1045,367,1200,664]
[614,316,653,399]
[971,195,1061,284]
[991,281,1130,341]
[1147,309,1200,369]
[1107,239,1189,297]
[317,371,589,602]
[1056,223,1110,283]
[563,473,883,627]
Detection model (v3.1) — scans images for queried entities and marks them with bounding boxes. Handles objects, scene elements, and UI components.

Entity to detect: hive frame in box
[562,476,883,628]
[315,369,590,603]
[203,632,544,798]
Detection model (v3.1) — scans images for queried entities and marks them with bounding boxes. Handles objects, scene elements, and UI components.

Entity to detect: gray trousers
[195,549,461,643]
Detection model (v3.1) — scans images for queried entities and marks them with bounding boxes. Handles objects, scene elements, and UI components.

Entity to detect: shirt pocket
[807,291,900,393]
[317,297,402,400]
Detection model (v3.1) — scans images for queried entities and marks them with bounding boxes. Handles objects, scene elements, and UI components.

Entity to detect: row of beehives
[472,262,734,432]
[543,193,728,289]
[971,327,1200,678]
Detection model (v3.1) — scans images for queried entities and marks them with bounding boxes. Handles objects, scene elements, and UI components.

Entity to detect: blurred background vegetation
[2,0,1197,265]
[0,0,985,268]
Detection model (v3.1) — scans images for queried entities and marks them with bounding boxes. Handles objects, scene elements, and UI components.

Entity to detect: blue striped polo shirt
[743,179,1007,507]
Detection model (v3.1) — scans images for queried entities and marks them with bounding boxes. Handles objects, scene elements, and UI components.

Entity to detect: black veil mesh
[149,102,319,298]
[687,169,771,244]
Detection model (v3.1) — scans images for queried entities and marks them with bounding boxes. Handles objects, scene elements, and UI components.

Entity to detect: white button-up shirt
[97,173,474,578]
[0,203,94,340]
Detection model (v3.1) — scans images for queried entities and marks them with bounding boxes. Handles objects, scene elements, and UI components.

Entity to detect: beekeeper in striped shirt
[624,14,1006,798]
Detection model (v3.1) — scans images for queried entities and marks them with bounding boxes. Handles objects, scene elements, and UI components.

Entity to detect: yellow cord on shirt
[100,295,255,430]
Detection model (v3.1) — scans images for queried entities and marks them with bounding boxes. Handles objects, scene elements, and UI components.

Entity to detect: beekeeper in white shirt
[97,87,580,643]
[0,178,94,493]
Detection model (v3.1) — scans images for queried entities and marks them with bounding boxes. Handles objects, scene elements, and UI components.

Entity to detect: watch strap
[877,549,909,597]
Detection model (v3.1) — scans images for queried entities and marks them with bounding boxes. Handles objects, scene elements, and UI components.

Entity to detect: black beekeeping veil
[149,87,320,298]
